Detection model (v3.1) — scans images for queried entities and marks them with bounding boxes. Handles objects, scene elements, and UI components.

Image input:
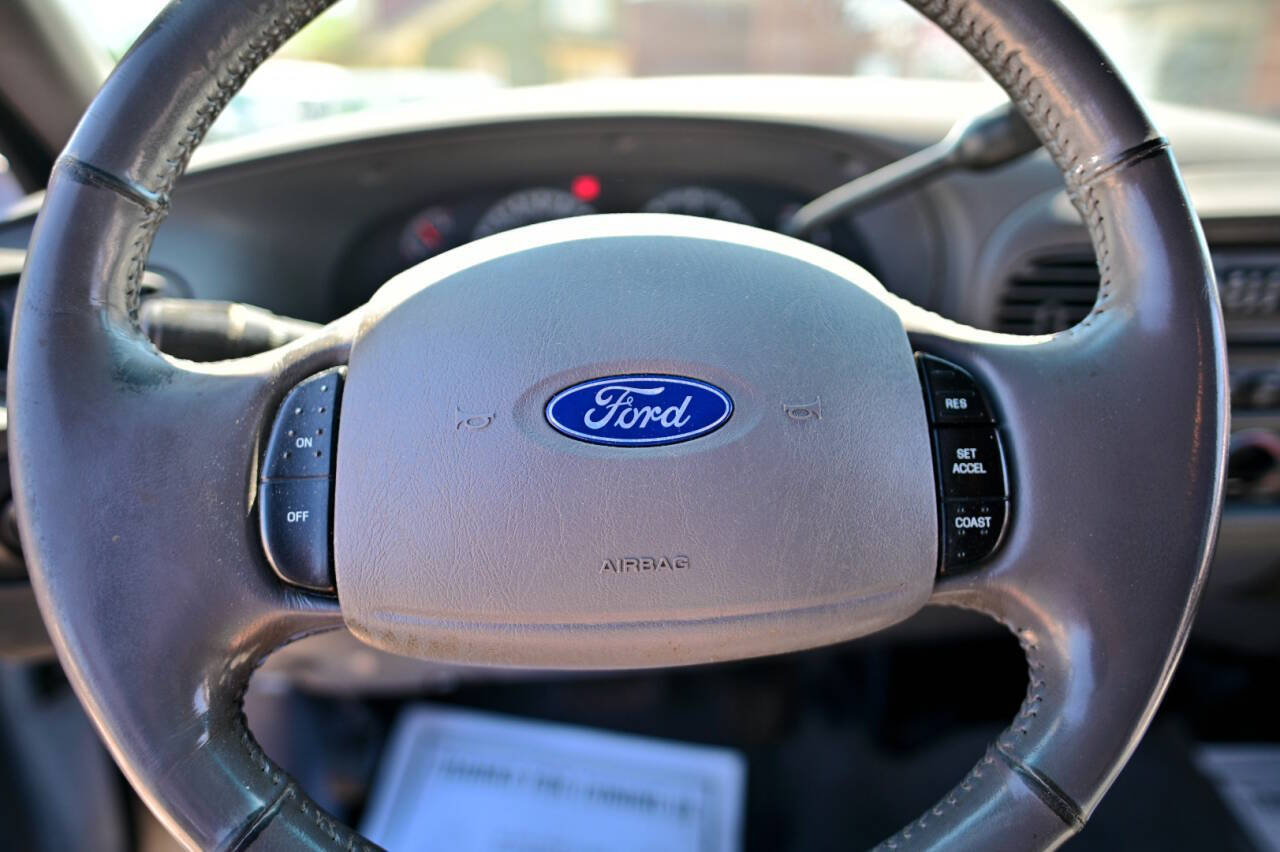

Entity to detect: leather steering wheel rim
[7,0,1227,849]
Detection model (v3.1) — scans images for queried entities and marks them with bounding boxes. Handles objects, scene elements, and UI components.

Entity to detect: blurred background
[50,0,1280,143]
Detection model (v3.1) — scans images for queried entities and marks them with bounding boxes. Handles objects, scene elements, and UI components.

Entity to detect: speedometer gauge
[643,186,756,226]
[473,189,596,240]
[399,206,456,264]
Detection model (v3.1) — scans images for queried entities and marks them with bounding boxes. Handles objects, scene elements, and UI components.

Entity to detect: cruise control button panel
[259,368,344,592]
[917,355,1009,575]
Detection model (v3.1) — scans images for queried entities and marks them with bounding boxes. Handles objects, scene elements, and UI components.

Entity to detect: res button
[918,354,993,425]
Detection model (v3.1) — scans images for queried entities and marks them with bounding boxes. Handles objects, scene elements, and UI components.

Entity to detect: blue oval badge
[546,375,733,447]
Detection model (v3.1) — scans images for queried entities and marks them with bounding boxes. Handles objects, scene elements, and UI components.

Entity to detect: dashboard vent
[995,253,1100,334]
[1216,250,1280,318]
[998,247,1280,336]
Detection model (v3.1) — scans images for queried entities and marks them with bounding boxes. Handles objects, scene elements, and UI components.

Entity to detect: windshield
[58,0,1280,142]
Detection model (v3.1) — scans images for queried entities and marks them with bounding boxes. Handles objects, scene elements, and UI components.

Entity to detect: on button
[262,368,344,479]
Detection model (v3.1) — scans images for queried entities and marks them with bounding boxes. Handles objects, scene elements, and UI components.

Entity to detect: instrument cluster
[336,175,878,312]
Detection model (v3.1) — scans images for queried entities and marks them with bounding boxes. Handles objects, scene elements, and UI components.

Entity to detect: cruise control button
[918,355,992,424]
[931,387,984,422]
[942,500,1007,573]
[934,427,1007,499]
[262,368,344,479]
[259,478,334,591]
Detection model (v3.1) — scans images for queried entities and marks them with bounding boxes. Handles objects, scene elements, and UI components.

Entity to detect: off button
[933,427,1007,499]
[259,478,333,592]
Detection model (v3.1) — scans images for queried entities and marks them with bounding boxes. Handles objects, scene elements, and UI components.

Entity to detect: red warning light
[415,220,442,249]
[571,174,602,203]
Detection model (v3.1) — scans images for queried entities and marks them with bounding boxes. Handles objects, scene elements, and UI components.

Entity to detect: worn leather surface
[9,174,372,850]
[890,147,1226,848]
[7,0,1224,850]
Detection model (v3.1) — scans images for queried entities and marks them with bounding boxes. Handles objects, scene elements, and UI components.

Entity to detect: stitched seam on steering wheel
[905,0,1134,337]
[228,624,377,851]
[872,604,1054,849]
[119,0,338,330]
[124,206,165,328]
[150,0,337,202]
[51,157,167,328]
[1075,182,1114,331]
[907,1,1080,186]
[232,720,375,850]
[222,780,295,852]
[874,749,1002,849]
[234,703,376,850]
[993,742,1086,830]
[1063,137,1169,334]
[973,606,1047,750]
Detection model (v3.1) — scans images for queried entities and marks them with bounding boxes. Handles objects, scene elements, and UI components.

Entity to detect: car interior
[0,0,1277,850]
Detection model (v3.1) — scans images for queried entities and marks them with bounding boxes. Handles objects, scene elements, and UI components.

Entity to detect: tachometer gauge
[643,186,756,226]
[399,206,456,264]
[473,188,596,240]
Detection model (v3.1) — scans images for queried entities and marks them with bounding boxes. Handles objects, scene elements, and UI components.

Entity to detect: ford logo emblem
[545,375,734,447]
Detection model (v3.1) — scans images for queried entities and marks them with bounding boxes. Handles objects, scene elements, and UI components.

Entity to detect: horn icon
[783,399,821,422]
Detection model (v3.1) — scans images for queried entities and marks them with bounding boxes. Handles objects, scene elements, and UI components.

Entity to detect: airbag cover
[334,216,936,667]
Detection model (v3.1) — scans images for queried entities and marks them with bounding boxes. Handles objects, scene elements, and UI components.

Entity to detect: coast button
[942,500,1008,573]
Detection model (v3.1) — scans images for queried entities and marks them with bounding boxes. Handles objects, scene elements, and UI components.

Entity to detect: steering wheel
[8,0,1226,848]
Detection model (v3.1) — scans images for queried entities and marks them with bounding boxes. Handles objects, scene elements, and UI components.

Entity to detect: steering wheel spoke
[12,173,364,848]
[888,145,1227,835]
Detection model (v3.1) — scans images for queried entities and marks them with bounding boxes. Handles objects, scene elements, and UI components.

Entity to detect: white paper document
[361,705,747,852]
[1197,744,1280,852]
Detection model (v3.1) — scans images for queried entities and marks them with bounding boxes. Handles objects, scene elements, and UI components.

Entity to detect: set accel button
[933,426,1006,499]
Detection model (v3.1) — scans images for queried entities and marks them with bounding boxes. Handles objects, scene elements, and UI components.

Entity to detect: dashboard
[2,77,1279,676]
[0,105,943,327]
